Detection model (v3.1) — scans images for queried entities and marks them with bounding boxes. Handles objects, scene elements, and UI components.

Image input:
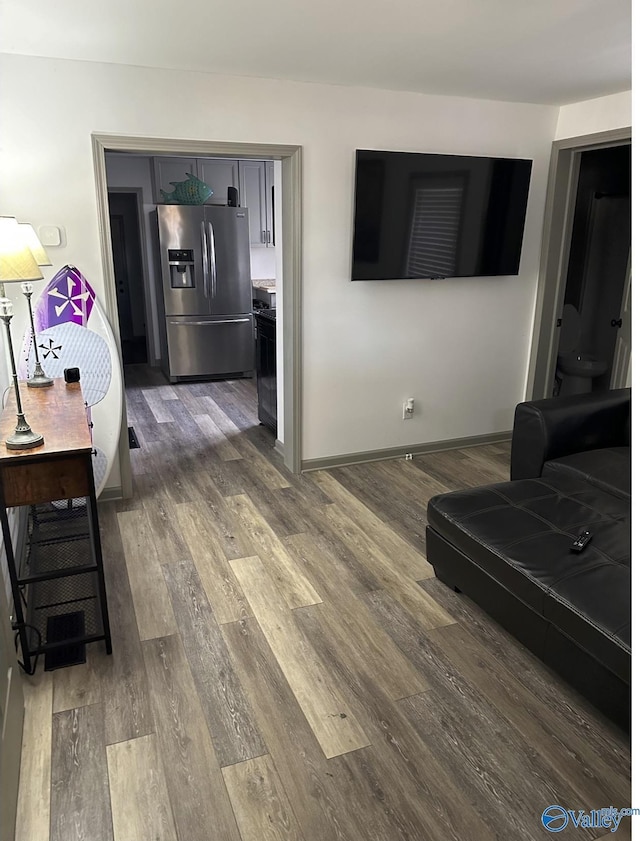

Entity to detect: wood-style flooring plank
[98,503,154,745]
[595,826,632,841]
[286,506,381,594]
[399,692,594,841]
[50,704,113,841]
[223,463,311,539]
[282,525,373,597]
[329,461,429,553]
[222,754,305,841]
[118,508,178,640]
[419,576,631,770]
[189,459,247,500]
[224,616,431,841]
[193,413,242,460]
[163,559,267,766]
[311,470,430,578]
[460,445,511,482]
[377,456,452,498]
[189,483,259,559]
[106,735,177,841]
[284,533,428,700]
[229,554,370,759]
[15,671,52,841]
[125,390,163,442]
[223,617,363,841]
[412,447,500,491]
[52,645,103,713]
[142,634,242,841]
[155,384,179,400]
[138,490,193,563]
[429,622,631,807]
[175,501,252,624]
[141,441,195,505]
[363,589,630,808]
[224,463,333,540]
[201,395,291,489]
[214,385,259,431]
[294,604,498,841]
[320,503,453,631]
[141,388,175,422]
[225,494,322,609]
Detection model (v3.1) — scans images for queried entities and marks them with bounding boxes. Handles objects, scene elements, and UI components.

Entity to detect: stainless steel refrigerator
[154,204,254,382]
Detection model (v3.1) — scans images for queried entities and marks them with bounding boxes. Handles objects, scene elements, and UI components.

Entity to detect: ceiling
[0,0,631,105]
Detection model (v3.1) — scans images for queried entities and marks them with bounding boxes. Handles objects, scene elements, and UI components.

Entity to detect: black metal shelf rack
[13,500,110,669]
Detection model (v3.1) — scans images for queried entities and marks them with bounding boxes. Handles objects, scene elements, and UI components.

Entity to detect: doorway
[108,191,150,366]
[92,134,302,498]
[526,127,632,400]
[554,144,631,395]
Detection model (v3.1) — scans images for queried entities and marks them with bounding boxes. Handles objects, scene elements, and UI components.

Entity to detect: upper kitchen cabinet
[153,157,197,203]
[239,160,275,247]
[197,158,240,205]
[153,157,239,205]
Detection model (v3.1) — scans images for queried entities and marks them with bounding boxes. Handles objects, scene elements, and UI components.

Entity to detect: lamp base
[27,360,53,388]
[6,425,44,450]
[27,373,54,388]
[4,432,44,450]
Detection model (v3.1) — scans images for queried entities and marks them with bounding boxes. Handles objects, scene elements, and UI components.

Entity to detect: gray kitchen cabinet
[197,158,240,205]
[239,160,275,247]
[153,156,197,203]
[153,157,239,205]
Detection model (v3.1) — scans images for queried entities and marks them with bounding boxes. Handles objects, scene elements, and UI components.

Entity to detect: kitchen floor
[15,368,631,841]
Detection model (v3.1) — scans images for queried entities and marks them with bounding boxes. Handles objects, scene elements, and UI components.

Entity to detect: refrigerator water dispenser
[168,249,195,288]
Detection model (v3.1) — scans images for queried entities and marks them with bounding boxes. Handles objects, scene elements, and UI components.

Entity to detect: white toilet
[556,304,607,395]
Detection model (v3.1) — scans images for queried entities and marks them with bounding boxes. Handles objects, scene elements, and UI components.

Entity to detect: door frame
[525,126,631,400]
[107,187,155,367]
[92,135,303,497]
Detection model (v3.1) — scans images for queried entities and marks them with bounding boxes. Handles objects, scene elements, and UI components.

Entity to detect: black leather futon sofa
[426,388,631,729]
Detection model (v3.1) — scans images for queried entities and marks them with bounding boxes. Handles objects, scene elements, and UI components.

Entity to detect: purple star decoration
[36,265,96,332]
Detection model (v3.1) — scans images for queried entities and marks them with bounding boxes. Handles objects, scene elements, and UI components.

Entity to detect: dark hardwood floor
[16,364,631,841]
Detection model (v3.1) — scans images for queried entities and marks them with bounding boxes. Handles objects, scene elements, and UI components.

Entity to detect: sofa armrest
[510,388,630,480]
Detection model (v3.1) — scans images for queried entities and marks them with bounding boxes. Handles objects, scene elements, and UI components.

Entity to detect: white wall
[0,53,559,480]
[250,247,276,281]
[555,91,631,140]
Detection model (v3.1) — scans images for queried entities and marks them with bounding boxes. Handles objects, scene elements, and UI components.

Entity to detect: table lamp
[0,216,44,449]
[18,222,53,387]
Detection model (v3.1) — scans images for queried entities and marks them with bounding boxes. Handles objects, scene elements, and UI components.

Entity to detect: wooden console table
[0,380,112,673]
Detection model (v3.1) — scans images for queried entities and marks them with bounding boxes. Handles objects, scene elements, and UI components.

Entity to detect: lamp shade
[0,217,43,282]
[18,222,52,267]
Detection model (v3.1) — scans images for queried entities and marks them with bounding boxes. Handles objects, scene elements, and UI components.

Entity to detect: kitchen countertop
[252,279,276,290]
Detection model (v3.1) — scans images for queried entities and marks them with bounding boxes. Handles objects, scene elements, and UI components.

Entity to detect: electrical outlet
[402,398,415,419]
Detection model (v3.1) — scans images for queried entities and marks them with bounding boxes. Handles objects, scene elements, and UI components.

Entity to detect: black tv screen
[351,149,532,280]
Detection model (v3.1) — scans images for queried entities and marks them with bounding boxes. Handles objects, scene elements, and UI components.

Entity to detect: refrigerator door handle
[168,318,252,326]
[208,222,217,298]
[201,221,209,298]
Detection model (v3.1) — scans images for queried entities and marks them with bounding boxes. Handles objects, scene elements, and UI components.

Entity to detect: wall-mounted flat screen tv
[351,149,533,280]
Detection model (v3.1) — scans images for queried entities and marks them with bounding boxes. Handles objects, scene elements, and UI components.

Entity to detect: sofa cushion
[427,472,630,681]
[544,446,630,498]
